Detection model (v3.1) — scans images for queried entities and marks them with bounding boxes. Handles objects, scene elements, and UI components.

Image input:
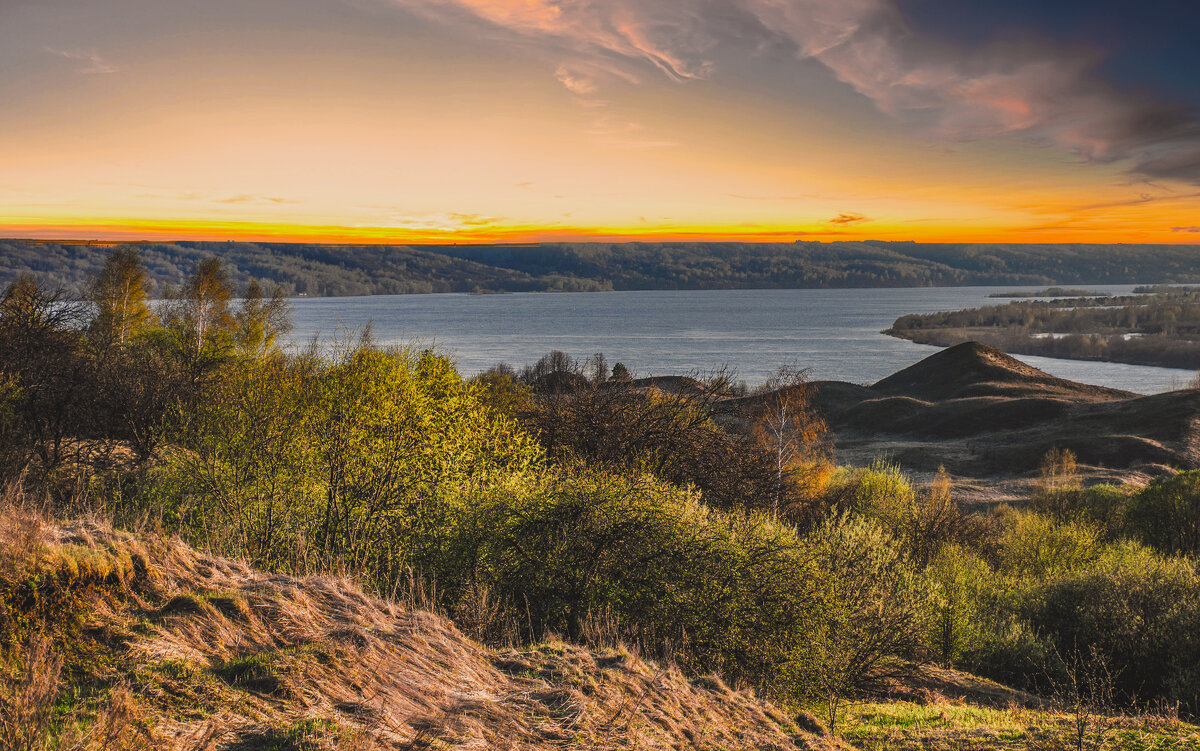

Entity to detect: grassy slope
[844,701,1200,750]
[0,504,835,750]
[3,502,1198,750]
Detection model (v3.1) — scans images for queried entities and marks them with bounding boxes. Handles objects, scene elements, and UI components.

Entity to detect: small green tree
[86,247,154,347]
[1127,471,1200,555]
[805,513,931,733]
[235,279,292,355]
[161,257,235,353]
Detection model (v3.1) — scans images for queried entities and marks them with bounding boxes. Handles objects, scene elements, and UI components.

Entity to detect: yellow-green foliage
[830,460,917,522]
[438,469,822,694]
[1032,539,1200,713]
[1128,471,1200,555]
[993,510,1102,581]
[927,544,994,665]
[800,512,933,728]
[146,343,544,590]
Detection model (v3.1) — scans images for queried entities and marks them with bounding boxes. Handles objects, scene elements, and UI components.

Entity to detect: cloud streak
[46,48,117,74]
[406,0,1200,183]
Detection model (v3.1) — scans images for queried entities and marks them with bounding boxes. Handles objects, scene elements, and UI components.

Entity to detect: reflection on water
[285,285,1193,395]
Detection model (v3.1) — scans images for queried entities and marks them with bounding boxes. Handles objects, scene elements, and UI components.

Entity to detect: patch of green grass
[215,652,291,697]
[841,701,1200,751]
[129,658,230,720]
[846,701,1029,734]
[226,718,345,751]
[213,642,335,700]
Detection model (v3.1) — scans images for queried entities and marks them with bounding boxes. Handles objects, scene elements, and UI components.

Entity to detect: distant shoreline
[5,238,1200,298]
[886,288,1200,370]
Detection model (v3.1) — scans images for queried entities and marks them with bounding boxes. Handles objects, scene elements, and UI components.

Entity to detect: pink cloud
[405,0,1200,182]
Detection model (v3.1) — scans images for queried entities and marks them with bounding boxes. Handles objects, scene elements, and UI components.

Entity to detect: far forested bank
[4,239,1200,297]
[887,287,1200,370]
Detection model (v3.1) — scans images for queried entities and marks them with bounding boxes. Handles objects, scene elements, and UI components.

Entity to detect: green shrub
[438,469,821,696]
[140,343,544,589]
[827,461,916,520]
[927,544,994,666]
[1127,471,1200,555]
[1030,542,1200,712]
[799,512,932,730]
[992,511,1102,581]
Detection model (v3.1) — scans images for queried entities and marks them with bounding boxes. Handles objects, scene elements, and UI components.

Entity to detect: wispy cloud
[555,64,598,95]
[1173,226,1200,233]
[382,211,503,230]
[404,0,1200,183]
[585,114,678,149]
[829,211,869,225]
[729,192,824,201]
[46,48,117,74]
[218,194,298,205]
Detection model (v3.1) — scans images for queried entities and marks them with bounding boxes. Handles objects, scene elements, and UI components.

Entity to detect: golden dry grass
[0,500,841,750]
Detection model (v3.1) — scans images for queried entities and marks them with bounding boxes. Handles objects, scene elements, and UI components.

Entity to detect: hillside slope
[0,506,836,750]
[725,342,1200,493]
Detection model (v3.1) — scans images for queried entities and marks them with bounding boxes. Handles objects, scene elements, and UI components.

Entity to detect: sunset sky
[3,0,1199,243]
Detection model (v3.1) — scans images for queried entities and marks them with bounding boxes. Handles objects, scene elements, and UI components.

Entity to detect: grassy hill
[5,500,1199,750]
[0,499,835,751]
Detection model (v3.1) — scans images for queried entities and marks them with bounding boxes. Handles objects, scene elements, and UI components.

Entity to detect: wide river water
[286,285,1194,395]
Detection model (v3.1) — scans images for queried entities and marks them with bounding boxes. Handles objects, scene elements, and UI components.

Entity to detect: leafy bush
[1127,471,1200,555]
[523,379,785,513]
[801,513,932,729]
[827,463,984,566]
[992,511,1102,581]
[927,544,995,666]
[145,343,544,588]
[1030,543,1200,712]
[436,469,822,695]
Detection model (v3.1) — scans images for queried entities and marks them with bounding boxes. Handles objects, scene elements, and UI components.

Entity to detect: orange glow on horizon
[4,217,1200,245]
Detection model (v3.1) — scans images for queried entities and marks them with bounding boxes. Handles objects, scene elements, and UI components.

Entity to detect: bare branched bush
[1049,644,1117,751]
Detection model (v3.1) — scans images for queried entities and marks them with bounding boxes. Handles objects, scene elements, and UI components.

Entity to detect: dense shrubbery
[3,249,1200,722]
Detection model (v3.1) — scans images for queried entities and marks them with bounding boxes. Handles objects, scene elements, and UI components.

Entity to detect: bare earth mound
[0,510,838,750]
[871,342,1133,402]
[727,342,1200,498]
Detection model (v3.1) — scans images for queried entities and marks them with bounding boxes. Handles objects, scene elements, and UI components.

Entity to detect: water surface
[286,286,1193,394]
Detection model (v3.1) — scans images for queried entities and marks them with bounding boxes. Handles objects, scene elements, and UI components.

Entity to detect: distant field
[4,239,1200,296]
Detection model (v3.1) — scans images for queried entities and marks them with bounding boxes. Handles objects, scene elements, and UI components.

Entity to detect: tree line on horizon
[4,239,1200,297]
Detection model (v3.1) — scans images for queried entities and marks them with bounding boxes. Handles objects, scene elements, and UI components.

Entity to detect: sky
[2,0,1199,244]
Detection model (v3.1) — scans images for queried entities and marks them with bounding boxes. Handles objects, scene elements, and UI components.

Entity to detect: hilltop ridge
[722,341,1200,495]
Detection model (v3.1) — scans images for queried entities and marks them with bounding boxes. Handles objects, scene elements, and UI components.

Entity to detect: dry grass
[0,493,840,750]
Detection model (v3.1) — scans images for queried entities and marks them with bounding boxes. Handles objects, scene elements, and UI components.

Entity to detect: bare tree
[161,257,235,352]
[752,365,829,519]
